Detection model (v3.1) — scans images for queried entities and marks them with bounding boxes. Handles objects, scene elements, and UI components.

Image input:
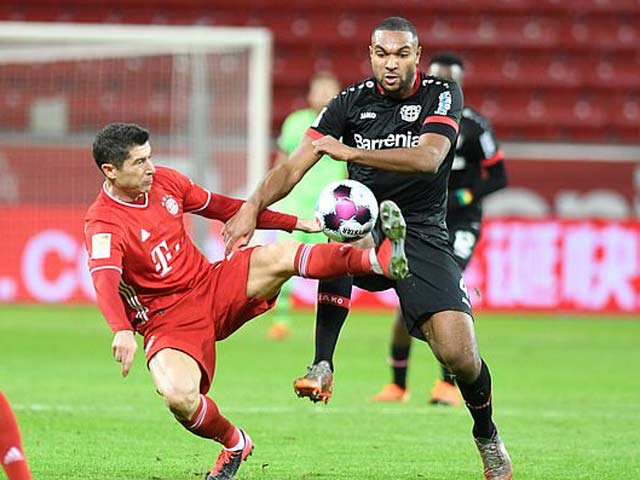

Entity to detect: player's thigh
[149,348,202,402]
[395,237,473,338]
[420,310,481,380]
[246,239,300,299]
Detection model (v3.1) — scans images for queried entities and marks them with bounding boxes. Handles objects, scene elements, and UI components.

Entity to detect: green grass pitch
[1,305,639,479]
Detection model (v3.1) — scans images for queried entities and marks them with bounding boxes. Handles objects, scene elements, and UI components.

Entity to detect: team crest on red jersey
[162,195,179,216]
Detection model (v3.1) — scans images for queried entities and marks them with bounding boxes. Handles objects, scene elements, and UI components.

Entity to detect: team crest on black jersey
[400,105,422,122]
[162,195,179,216]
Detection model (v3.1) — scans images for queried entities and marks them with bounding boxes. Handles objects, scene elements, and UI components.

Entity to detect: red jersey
[85,166,296,329]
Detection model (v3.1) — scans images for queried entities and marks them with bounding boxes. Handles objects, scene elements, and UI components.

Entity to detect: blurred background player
[268,71,346,340]
[0,391,32,480]
[372,52,508,406]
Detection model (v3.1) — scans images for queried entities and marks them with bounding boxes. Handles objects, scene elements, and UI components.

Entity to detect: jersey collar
[102,182,149,208]
[375,66,422,98]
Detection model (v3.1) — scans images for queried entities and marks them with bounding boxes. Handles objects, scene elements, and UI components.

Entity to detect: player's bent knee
[259,239,300,273]
[160,383,200,419]
[439,347,481,380]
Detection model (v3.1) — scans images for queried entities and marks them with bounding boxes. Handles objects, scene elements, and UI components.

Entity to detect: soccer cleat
[371,383,410,403]
[293,360,333,403]
[267,322,290,340]
[474,431,513,480]
[429,380,462,407]
[376,200,408,280]
[207,429,254,480]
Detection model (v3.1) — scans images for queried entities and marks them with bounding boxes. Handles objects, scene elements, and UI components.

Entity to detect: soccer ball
[315,180,379,242]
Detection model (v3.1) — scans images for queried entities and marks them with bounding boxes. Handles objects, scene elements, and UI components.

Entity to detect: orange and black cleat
[371,383,410,403]
[293,360,333,404]
[429,380,462,407]
[207,429,254,480]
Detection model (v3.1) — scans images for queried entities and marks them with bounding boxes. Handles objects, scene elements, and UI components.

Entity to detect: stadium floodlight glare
[0,21,273,197]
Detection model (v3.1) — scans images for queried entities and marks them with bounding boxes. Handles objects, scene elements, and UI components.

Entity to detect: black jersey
[448,106,503,223]
[308,69,463,245]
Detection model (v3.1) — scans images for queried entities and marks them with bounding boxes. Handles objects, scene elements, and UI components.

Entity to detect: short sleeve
[478,128,504,167]
[306,93,347,140]
[157,167,212,214]
[85,219,125,275]
[420,82,463,145]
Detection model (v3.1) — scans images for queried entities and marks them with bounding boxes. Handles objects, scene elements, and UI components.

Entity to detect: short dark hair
[92,123,149,169]
[429,51,464,69]
[372,16,418,43]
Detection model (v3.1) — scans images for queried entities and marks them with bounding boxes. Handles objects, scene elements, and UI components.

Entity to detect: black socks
[456,360,496,439]
[313,276,353,370]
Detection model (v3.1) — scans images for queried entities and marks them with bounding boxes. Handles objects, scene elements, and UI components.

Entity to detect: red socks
[295,243,372,279]
[0,392,31,480]
[179,394,239,448]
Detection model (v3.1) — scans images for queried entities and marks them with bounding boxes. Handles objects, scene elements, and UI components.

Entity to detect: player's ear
[415,45,422,65]
[101,163,118,180]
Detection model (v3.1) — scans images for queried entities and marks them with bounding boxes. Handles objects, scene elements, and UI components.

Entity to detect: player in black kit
[372,52,508,408]
[224,17,512,480]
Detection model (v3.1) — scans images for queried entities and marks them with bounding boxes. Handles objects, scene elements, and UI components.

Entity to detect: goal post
[0,21,273,201]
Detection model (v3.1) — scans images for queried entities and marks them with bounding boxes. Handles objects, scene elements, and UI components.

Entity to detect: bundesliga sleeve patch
[91,233,112,259]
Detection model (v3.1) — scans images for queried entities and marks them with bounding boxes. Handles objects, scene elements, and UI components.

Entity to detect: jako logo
[354,132,420,150]
[360,111,377,120]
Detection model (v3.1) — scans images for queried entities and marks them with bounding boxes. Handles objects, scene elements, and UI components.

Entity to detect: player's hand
[112,330,137,378]
[295,217,321,233]
[311,135,355,162]
[223,202,258,255]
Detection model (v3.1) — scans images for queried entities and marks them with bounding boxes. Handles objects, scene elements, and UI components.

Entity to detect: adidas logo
[3,446,24,465]
[141,229,151,242]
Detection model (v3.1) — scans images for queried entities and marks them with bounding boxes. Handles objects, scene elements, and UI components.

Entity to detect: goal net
[0,22,272,302]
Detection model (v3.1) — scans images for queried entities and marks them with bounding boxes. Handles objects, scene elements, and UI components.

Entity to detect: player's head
[92,123,155,196]
[428,51,465,84]
[369,16,421,98]
[307,71,341,112]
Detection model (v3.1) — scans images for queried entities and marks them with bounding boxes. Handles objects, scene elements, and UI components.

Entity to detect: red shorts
[139,246,276,394]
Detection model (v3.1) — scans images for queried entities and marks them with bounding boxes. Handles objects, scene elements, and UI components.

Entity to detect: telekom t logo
[151,240,173,277]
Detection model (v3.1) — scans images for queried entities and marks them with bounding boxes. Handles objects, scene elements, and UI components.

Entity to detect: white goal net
[0,21,272,210]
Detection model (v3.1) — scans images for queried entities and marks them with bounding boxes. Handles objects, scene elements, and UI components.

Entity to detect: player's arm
[85,222,137,377]
[91,270,138,378]
[311,131,451,173]
[312,82,463,174]
[449,129,508,210]
[224,94,346,253]
[178,166,320,233]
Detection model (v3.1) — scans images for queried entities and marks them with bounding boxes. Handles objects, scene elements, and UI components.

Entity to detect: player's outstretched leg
[0,392,32,480]
[293,201,408,403]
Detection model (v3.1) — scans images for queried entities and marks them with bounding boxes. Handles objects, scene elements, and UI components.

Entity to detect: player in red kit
[0,392,32,480]
[85,123,407,480]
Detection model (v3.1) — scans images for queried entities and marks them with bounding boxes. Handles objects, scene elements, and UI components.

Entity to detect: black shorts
[447,218,481,271]
[355,226,473,341]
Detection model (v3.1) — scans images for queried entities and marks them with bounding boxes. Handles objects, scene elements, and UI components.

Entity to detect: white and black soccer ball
[315,180,379,242]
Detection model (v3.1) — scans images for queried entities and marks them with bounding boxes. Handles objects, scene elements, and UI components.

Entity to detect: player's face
[104,141,156,198]
[307,77,341,112]
[369,30,421,98]
[428,63,464,84]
